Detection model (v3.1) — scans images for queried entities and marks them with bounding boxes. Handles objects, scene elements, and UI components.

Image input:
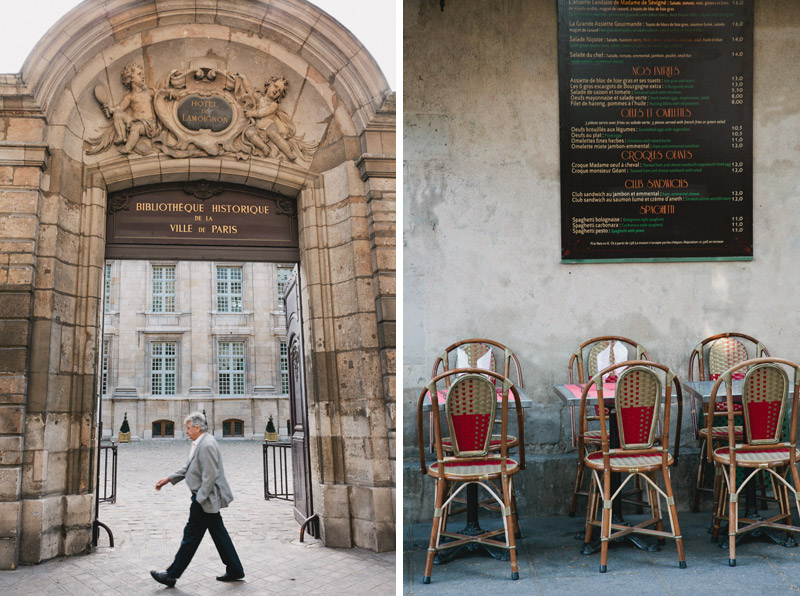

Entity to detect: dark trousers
[167,495,244,578]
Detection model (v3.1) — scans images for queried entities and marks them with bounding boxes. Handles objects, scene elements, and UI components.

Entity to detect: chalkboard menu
[559,0,753,262]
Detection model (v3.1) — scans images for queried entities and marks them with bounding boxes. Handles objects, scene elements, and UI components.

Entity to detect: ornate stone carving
[88,63,161,155]
[276,198,297,217]
[107,192,131,214]
[86,63,318,163]
[183,181,224,200]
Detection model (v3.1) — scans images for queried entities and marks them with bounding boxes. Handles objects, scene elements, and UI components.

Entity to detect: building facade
[102,260,293,441]
[0,0,395,568]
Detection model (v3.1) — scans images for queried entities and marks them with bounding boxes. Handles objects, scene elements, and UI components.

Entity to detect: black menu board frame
[558,0,754,262]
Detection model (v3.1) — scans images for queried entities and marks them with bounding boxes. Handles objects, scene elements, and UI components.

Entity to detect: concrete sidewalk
[1,440,395,595]
[404,512,800,594]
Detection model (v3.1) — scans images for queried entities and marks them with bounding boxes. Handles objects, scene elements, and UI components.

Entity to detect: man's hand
[155,477,170,491]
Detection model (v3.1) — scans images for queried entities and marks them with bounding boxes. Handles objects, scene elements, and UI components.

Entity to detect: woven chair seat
[585,451,673,472]
[583,429,603,443]
[713,446,800,467]
[442,434,518,452]
[699,425,743,440]
[428,457,520,479]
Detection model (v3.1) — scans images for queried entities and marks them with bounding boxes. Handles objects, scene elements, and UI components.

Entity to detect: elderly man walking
[150,411,245,587]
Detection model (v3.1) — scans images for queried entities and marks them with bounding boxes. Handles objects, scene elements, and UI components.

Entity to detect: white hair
[185,411,208,432]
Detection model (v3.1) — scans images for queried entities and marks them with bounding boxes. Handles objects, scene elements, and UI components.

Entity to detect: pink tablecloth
[430,387,520,405]
[562,382,617,400]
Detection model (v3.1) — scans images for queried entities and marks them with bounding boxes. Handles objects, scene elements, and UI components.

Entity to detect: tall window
[218,341,245,395]
[152,265,176,313]
[104,262,112,313]
[151,342,177,395]
[216,266,243,313]
[101,339,110,396]
[277,267,291,312]
[280,341,289,394]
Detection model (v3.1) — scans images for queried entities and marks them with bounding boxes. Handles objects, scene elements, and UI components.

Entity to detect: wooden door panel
[284,266,317,537]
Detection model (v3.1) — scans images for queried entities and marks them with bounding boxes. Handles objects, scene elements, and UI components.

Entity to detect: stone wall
[403,0,800,522]
[0,0,394,568]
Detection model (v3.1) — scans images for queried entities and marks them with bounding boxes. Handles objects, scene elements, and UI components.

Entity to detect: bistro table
[681,379,797,548]
[555,381,682,553]
[422,384,532,562]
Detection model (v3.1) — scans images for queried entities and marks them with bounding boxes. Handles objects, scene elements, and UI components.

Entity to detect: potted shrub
[265,415,279,442]
[118,412,131,443]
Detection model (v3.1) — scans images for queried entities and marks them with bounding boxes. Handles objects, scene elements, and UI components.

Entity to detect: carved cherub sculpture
[242,76,299,161]
[87,63,162,155]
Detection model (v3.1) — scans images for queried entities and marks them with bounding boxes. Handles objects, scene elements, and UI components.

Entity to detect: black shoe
[150,570,176,587]
[216,572,245,582]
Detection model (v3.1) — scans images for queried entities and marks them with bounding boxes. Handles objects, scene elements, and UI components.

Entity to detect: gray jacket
[169,433,234,513]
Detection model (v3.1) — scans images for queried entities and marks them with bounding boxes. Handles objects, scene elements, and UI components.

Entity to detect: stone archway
[0,0,395,568]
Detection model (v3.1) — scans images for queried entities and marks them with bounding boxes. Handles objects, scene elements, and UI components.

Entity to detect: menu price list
[558,0,753,261]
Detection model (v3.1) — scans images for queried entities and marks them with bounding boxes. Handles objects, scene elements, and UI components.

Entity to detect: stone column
[0,88,50,568]
[302,92,396,553]
[356,93,396,551]
[0,122,49,569]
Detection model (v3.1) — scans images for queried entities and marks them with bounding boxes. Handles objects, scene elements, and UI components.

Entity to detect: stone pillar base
[13,494,94,566]
[318,484,395,552]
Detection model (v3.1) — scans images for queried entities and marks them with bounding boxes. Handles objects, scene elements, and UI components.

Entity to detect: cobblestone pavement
[1,440,395,595]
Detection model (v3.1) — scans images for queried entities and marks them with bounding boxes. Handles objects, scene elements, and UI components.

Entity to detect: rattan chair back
[570,336,649,384]
[615,365,663,450]
[688,332,769,382]
[445,373,497,457]
[432,338,523,388]
[741,362,789,445]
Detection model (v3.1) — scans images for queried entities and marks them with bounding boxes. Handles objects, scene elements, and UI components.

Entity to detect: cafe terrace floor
[404,511,800,594]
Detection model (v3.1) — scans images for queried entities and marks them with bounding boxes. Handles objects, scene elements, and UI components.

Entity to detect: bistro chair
[687,333,770,511]
[416,368,522,583]
[430,339,526,532]
[568,336,650,517]
[707,357,800,566]
[579,360,686,572]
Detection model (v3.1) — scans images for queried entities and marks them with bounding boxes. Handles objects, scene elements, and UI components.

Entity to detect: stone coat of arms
[86,62,318,162]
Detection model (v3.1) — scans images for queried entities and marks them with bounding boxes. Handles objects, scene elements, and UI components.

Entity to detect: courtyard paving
[1,440,395,595]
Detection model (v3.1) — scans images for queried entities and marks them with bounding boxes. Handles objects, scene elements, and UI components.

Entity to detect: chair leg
[599,469,611,573]
[728,469,737,567]
[662,468,686,568]
[506,476,521,540]
[777,478,792,527]
[584,472,598,546]
[692,438,708,512]
[570,453,587,517]
[711,464,725,542]
[441,480,452,534]
[633,474,644,514]
[423,477,447,584]
[790,464,800,530]
[501,474,519,580]
[647,472,665,538]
